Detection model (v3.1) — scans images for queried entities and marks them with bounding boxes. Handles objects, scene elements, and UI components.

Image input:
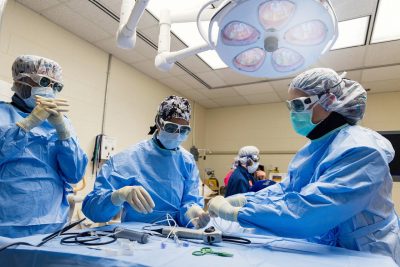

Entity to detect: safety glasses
[248,154,260,163]
[160,118,191,135]
[286,95,320,112]
[17,73,64,92]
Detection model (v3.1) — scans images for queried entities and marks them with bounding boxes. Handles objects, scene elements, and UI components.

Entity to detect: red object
[224,169,234,186]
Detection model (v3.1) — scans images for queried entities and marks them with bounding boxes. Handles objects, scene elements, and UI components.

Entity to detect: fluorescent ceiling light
[331,16,369,50]
[371,0,400,43]
[147,1,227,70]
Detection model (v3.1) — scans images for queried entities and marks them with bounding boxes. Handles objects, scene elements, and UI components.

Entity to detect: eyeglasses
[160,118,191,135]
[247,154,260,163]
[16,73,64,92]
[286,95,321,112]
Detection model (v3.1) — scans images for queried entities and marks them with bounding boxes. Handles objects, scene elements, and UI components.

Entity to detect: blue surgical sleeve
[82,159,127,223]
[0,125,29,165]
[238,147,385,238]
[178,164,204,226]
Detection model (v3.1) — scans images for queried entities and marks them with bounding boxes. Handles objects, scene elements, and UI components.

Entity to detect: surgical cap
[289,68,367,124]
[11,55,63,98]
[148,95,192,134]
[157,95,191,122]
[238,146,259,164]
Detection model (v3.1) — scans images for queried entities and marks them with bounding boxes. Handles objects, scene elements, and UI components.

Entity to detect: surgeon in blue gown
[208,68,400,264]
[0,55,88,238]
[83,96,209,228]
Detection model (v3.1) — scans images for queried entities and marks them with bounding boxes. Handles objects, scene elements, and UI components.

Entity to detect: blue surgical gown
[0,102,88,238]
[82,138,204,226]
[238,125,400,264]
[225,165,255,197]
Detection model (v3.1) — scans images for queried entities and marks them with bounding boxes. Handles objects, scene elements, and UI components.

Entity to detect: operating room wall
[204,92,400,213]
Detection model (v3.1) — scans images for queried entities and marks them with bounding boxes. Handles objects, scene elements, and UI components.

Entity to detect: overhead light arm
[0,0,8,29]
[117,0,150,49]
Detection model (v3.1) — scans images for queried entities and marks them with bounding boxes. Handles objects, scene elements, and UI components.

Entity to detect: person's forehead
[168,117,189,125]
[287,87,309,100]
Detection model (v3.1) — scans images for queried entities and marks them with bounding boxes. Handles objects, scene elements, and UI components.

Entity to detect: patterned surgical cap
[157,95,191,122]
[290,68,367,124]
[12,55,62,82]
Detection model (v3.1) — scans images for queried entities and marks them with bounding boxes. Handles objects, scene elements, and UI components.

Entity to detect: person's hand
[16,101,50,131]
[111,186,155,214]
[36,96,71,140]
[185,205,210,228]
[226,194,247,207]
[208,196,240,222]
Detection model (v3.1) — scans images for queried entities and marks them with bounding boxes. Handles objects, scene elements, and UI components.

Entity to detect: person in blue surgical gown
[208,68,400,264]
[0,55,88,238]
[82,96,209,228]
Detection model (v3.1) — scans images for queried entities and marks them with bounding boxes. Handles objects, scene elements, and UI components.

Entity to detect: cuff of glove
[49,116,71,140]
[111,191,125,206]
[185,205,203,219]
[226,195,247,207]
[221,207,240,222]
[16,116,43,132]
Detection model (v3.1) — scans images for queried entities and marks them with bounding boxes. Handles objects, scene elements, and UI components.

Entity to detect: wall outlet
[100,135,117,160]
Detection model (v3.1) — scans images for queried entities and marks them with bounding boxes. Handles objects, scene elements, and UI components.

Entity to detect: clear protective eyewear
[160,118,191,135]
[286,95,321,112]
[247,154,260,164]
[16,73,64,92]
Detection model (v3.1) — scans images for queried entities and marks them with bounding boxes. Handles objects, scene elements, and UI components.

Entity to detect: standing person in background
[225,146,260,197]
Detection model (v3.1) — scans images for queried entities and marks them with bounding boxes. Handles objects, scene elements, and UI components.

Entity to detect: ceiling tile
[196,98,220,109]
[212,95,249,107]
[214,68,265,85]
[132,60,174,80]
[364,40,400,66]
[137,11,159,30]
[140,25,159,45]
[133,38,157,59]
[201,87,239,98]
[331,0,377,21]
[270,79,292,101]
[176,74,208,89]
[178,56,212,73]
[96,0,122,16]
[361,65,400,82]
[66,0,119,35]
[243,92,282,104]
[345,70,362,81]
[158,76,192,91]
[234,82,274,95]
[42,4,112,42]
[95,37,147,64]
[180,89,208,102]
[363,79,400,94]
[318,46,366,71]
[16,0,63,12]
[195,72,226,87]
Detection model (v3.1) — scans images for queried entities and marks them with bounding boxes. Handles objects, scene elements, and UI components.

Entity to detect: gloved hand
[36,96,71,140]
[208,196,240,222]
[226,194,247,207]
[16,102,50,131]
[185,205,210,229]
[111,186,155,214]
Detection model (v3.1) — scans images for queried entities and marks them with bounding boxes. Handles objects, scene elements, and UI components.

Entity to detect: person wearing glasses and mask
[225,146,260,197]
[208,68,399,264]
[83,96,209,229]
[0,55,88,237]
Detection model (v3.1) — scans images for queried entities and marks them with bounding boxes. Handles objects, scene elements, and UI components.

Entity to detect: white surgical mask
[247,162,259,174]
[157,130,188,149]
[23,86,55,108]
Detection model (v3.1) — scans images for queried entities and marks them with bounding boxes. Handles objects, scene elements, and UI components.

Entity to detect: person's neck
[307,112,349,140]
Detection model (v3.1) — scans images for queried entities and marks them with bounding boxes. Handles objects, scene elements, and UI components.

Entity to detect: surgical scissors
[192,247,233,257]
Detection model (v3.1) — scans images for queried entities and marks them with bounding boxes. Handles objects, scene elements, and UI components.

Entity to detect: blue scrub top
[238,125,400,264]
[82,138,204,226]
[0,102,88,238]
[225,165,255,197]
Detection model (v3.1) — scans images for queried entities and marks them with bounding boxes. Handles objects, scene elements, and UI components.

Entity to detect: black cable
[222,235,251,244]
[60,231,117,246]
[0,242,35,252]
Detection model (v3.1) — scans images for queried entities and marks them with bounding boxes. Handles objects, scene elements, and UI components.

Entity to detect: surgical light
[117,0,338,79]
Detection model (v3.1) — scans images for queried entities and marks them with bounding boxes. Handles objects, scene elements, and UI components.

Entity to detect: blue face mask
[23,86,55,108]
[157,130,189,149]
[290,110,319,137]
